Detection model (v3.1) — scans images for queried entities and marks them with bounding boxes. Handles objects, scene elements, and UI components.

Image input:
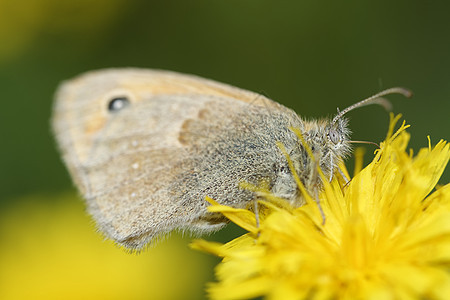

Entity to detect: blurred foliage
[0,0,449,202]
[0,0,449,298]
[0,0,127,62]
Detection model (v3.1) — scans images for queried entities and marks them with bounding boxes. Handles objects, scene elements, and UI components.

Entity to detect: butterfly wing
[52,68,300,249]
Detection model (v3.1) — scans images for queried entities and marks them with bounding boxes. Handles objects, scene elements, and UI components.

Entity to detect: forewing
[52,68,286,249]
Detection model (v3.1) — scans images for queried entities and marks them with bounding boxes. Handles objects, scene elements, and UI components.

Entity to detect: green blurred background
[0,0,449,299]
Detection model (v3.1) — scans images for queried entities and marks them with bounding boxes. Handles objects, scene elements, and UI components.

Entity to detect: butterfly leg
[314,189,326,225]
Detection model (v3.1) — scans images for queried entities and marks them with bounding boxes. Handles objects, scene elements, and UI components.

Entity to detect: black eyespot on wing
[108,97,130,112]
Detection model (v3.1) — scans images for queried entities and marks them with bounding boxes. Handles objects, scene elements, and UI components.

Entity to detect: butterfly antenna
[349,140,380,148]
[332,87,413,125]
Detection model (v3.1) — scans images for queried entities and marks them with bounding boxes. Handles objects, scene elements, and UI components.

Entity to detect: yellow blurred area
[0,193,213,300]
[0,0,126,62]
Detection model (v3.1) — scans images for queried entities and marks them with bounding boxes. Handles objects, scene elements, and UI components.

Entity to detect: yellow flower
[192,115,450,300]
[0,193,213,300]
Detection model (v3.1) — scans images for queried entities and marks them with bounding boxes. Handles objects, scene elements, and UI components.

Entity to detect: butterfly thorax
[271,117,351,204]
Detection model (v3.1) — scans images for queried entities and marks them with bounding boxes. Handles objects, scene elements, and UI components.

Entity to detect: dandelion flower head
[192,115,450,300]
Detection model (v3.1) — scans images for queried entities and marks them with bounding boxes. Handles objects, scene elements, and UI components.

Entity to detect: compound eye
[108,97,130,112]
[328,129,340,144]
